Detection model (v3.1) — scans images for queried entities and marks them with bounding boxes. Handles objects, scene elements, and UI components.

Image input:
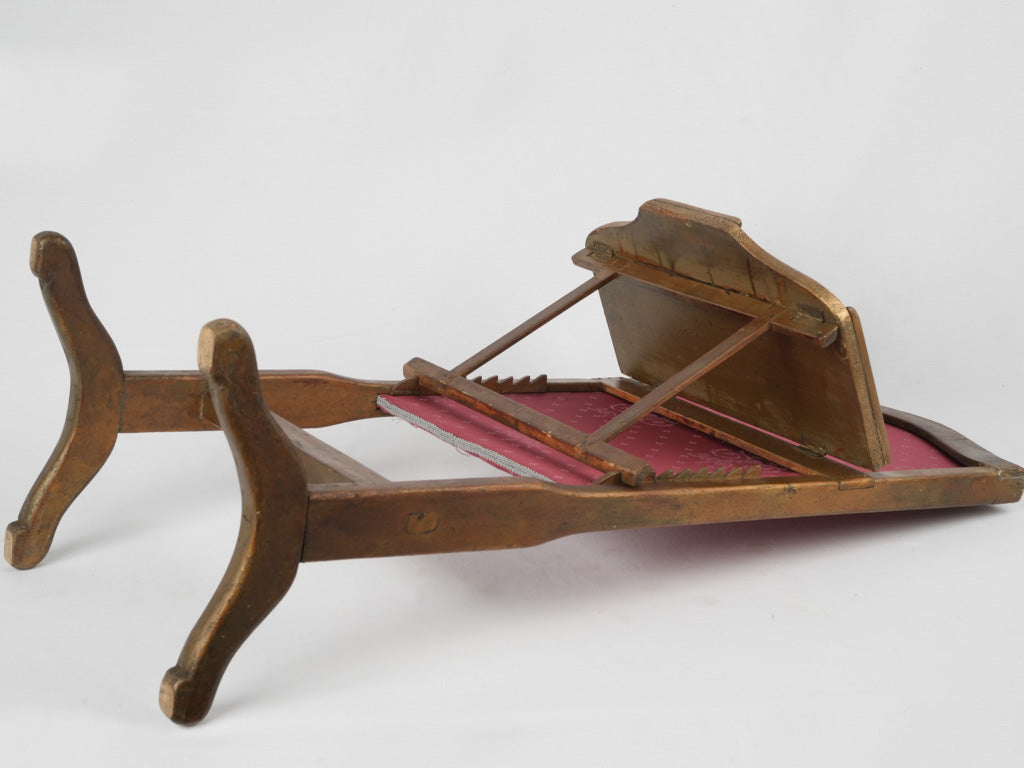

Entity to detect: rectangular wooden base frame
[7,200,1022,724]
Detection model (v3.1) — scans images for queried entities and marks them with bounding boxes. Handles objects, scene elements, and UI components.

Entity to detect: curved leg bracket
[160,319,308,724]
[5,234,124,569]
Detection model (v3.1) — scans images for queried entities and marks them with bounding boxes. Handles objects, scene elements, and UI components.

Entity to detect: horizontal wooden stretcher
[6,199,1022,724]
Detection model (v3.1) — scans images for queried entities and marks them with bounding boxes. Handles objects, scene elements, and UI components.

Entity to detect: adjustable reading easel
[7,199,1021,724]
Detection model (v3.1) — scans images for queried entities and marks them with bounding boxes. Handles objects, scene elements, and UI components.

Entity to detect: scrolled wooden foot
[6,233,124,569]
[159,319,308,724]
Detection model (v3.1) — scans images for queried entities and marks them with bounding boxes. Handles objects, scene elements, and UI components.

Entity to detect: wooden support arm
[583,312,777,446]
[451,269,616,377]
[121,371,396,432]
[404,357,653,486]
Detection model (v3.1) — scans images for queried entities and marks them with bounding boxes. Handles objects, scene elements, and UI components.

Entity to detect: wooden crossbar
[404,357,653,486]
[406,311,784,488]
[274,415,389,485]
[405,271,833,489]
[573,249,838,346]
[451,269,616,377]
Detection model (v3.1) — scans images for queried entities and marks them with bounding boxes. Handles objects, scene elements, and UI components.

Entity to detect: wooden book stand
[7,200,1022,724]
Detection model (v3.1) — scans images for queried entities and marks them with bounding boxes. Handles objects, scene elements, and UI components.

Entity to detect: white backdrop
[2,1,1022,764]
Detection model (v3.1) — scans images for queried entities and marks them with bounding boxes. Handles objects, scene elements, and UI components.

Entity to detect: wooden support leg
[5,230,387,570]
[5,234,124,570]
[159,319,308,725]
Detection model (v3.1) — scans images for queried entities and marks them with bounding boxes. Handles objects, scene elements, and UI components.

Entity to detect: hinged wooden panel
[580,199,890,470]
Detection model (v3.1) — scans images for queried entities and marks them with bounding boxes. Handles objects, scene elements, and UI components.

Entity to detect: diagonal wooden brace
[582,311,779,446]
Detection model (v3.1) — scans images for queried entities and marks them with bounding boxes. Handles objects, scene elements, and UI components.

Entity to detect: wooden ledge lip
[574,249,838,347]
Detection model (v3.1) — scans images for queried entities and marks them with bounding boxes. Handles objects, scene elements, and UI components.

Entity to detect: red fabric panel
[379,391,959,485]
